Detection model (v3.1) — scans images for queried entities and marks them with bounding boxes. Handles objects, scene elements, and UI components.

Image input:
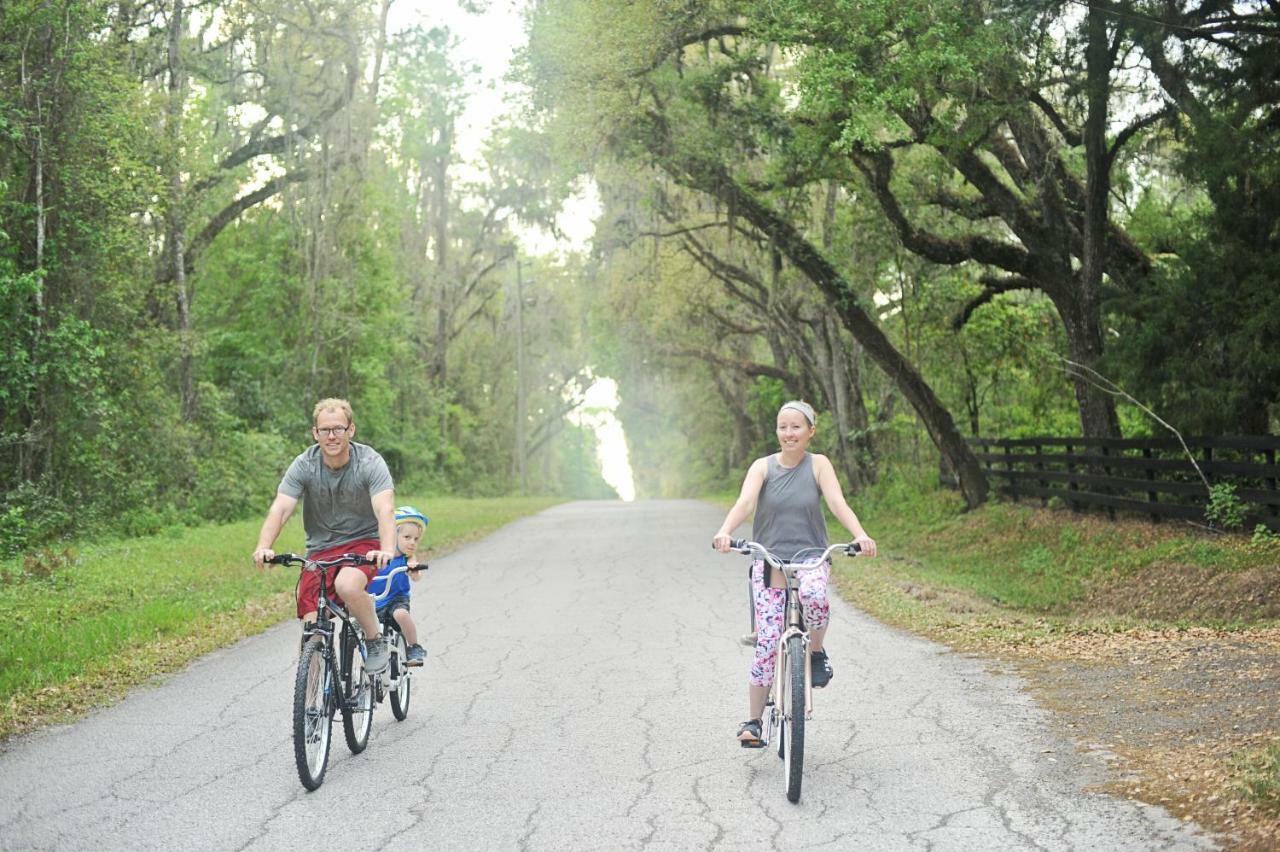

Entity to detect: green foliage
[1206,483,1246,532]
[1252,525,1280,547]
[2,0,1277,548]
[0,2,614,551]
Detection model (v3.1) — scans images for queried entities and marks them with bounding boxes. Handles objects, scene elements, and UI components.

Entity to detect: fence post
[1004,440,1017,501]
[1144,445,1159,523]
[1036,442,1047,507]
[1101,443,1115,520]
[1066,442,1079,512]
[1267,448,1277,521]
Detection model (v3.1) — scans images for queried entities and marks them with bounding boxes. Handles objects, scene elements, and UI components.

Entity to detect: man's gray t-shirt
[279,441,394,554]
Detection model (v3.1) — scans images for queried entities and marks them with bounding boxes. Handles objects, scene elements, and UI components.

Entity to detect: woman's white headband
[779,400,815,426]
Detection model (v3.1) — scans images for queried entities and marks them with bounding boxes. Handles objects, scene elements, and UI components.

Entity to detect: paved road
[0,501,1214,850]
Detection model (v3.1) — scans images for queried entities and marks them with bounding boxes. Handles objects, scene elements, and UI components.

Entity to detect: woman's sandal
[737,718,765,748]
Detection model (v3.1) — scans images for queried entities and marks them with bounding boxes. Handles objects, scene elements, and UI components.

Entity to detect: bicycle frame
[729,540,859,738]
[725,538,859,803]
[301,557,373,715]
[772,562,815,722]
[278,555,420,706]
[271,552,423,789]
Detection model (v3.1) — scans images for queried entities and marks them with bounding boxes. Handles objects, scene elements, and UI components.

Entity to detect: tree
[525,0,990,505]
[1109,1,1280,433]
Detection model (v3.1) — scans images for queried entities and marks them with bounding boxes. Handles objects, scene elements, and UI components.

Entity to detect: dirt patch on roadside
[1085,563,1280,622]
[995,628,1280,851]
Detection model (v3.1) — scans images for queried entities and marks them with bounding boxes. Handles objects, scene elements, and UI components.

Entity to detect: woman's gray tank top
[752,453,827,561]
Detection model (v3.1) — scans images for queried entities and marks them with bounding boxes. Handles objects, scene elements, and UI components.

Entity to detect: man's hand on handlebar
[253,547,275,569]
[364,549,393,568]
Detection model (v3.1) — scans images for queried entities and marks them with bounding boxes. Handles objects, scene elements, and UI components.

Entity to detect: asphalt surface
[0,500,1216,850]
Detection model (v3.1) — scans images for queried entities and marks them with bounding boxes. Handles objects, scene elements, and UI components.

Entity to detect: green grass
[1234,741,1280,813]
[0,495,561,740]
[822,467,1280,640]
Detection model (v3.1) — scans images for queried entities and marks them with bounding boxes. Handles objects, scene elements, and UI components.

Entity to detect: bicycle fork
[783,588,813,720]
[781,625,813,720]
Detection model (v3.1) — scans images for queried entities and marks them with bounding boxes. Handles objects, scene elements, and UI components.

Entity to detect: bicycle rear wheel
[293,640,334,791]
[389,631,411,721]
[781,634,806,802]
[341,626,374,753]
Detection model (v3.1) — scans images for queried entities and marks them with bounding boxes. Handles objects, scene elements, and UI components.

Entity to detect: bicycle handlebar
[267,553,428,604]
[719,539,860,568]
[268,552,376,569]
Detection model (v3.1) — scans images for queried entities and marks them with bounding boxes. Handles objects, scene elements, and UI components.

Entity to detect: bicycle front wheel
[781,634,806,803]
[390,632,411,721]
[293,640,334,791]
[341,626,374,753]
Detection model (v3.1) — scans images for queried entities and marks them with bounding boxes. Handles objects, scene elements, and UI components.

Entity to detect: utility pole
[515,259,527,492]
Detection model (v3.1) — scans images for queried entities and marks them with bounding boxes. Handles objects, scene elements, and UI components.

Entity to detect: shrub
[1206,483,1245,531]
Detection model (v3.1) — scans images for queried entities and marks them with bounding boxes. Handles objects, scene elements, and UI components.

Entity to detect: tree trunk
[166,0,195,420]
[712,371,754,472]
[673,157,987,507]
[430,119,453,385]
[1076,5,1121,439]
[1057,290,1122,439]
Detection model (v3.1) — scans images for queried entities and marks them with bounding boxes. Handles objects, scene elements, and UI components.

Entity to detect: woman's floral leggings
[748,559,831,687]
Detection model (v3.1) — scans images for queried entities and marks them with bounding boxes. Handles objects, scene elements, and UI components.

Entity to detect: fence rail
[941,436,1280,533]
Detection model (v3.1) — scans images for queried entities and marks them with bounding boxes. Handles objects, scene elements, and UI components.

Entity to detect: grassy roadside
[0,495,561,742]
[815,471,1280,848]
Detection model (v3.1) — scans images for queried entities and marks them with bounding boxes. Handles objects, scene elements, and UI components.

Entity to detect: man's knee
[334,567,368,596]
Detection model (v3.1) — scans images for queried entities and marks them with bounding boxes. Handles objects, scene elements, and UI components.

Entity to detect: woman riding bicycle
[712,400,877,747]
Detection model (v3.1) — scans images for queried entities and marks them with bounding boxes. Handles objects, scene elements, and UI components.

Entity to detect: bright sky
[568,379,637,502]
[391,0,630,501]
[389,0,600,253]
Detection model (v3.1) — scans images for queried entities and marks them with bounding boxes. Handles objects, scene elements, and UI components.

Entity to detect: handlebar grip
[267,553,299,565]
[730,539,746,549]
[845,543,862,555]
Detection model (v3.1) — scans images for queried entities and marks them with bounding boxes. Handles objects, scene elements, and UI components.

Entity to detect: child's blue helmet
[395,505,429,531]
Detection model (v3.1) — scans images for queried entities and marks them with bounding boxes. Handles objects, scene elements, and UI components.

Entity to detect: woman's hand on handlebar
[853,535,877,557]
[712,532,735,553]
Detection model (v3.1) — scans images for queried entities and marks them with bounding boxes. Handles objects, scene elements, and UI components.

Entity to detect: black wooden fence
[941,436,1280,533]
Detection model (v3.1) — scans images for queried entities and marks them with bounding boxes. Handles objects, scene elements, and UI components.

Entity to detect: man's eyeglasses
[314,425,350,438]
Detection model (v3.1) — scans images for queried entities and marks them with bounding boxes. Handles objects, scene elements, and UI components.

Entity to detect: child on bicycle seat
[367,505,430,666]
[712,400,877,747]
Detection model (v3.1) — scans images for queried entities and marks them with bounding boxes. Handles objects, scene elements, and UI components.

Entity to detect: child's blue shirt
[368,554,411,610]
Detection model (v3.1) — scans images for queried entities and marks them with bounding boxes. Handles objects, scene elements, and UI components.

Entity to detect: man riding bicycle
[252,398,397,672]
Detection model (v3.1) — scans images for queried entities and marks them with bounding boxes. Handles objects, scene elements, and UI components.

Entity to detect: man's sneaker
[406,643,426,666]
[811,650,833,688]
[365,634,390,673]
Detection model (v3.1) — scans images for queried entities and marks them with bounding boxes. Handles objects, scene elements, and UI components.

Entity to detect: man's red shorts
[296,538,381,619]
